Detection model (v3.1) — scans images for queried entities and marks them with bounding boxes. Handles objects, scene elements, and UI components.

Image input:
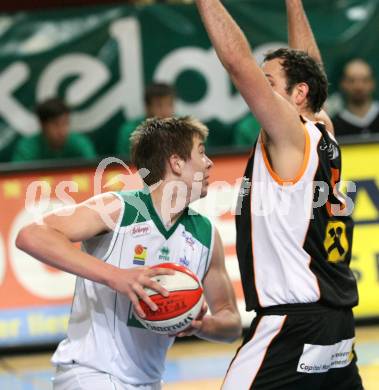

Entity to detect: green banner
[0,0,378,160]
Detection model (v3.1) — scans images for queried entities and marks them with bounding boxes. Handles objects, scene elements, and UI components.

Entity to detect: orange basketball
[134,263,204,335]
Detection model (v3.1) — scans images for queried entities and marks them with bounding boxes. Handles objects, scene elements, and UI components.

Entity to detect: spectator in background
[333,59,379,137]
[12,98,96,162]
[117,82,175,158]
[234,112,261,147]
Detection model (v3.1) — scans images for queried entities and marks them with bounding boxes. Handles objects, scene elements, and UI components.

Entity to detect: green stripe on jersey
[117,190,152,227]
[181,211,212,249]
[117,190,212,248]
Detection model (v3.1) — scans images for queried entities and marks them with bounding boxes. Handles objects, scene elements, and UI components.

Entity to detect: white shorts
[53,364,161,390]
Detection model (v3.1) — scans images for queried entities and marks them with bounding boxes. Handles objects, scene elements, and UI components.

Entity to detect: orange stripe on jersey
[326,167,345,216]
[260,125,310,185]
[250,169,263,307]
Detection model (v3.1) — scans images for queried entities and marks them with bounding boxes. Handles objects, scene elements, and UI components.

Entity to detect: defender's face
[262,58,293,102]
[181,136,213,201]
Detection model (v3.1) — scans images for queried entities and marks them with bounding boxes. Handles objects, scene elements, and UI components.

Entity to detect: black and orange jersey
[236,118,358,311]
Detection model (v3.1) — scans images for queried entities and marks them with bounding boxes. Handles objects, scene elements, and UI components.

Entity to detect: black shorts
[222,303,364,390]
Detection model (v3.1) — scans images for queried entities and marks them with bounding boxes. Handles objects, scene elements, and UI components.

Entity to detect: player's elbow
[16,223,41,255]
[226,312,243,343]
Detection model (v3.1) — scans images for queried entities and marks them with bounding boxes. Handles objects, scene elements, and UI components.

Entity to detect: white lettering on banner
[37,54,110,105]
[155,48,246,123]
[0,14,287,136]
[0,63,38,134]
[9,204,75,299]
[297,338,355,374]
[0,235,5,286]
[69,18,144,131]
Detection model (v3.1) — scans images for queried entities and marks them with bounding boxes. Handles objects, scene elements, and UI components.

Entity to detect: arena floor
[0,326,378,390]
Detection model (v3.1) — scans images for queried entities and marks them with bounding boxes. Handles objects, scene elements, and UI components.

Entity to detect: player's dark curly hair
[264,48,328,113]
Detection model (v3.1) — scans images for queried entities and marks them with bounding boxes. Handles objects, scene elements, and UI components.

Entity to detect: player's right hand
[108,266,175,318]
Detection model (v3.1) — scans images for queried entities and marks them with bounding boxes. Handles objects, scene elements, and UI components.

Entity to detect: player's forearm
[196,0,252,73]
[286,0,322,64]
[198,309,242,343]
[16,223,116,287]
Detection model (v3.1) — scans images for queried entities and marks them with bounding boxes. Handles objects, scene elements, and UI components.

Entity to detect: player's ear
[294,82,309,107]
[168,154,184,175]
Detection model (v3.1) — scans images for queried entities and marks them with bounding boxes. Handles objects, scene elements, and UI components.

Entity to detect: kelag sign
[1,1,379,159]
[1,144,379,347]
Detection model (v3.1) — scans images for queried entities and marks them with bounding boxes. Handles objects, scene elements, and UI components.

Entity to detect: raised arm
[286,0,322,64]
[16,193,173,317]
[195,0,304,149]
[286,0,334,134]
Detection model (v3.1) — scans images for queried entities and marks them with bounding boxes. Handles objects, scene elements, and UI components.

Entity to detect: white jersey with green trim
[51,190,215,385]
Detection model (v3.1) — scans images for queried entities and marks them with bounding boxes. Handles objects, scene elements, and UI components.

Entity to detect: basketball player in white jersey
[195,0,363,389]
[16,116,242,389]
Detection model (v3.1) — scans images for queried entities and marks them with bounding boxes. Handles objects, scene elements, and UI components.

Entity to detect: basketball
[134,263,204,335]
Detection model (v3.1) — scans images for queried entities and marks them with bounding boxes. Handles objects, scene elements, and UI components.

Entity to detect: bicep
[43,193,122,242]
[202,229,238,314]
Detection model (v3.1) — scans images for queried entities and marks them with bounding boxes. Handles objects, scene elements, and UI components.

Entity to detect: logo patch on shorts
[297,338,354,374]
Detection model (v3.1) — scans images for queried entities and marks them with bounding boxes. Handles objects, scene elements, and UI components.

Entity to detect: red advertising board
[1,146,379,347]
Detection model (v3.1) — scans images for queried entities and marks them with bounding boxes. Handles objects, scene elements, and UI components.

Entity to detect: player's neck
[150,184,187,228]
[299,108,317,123]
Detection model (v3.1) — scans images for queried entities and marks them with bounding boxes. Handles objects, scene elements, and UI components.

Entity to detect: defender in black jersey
[196,0,363,388]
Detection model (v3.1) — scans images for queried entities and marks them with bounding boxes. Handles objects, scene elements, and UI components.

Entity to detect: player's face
[42,113,70,149]
[182,135,213,200]
[262,58,296,105]
[146,96,175,119]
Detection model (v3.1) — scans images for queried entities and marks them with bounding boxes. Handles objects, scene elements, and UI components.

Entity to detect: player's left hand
[174,301,208,338]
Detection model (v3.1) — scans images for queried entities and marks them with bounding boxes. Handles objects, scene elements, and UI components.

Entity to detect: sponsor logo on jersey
[131,224,151,238]
[319,139,340,160]
[323,221,349,263]
[179,256,190,267]
[159,246,170,261]
[182,231,195,250]
[133,244,147,265]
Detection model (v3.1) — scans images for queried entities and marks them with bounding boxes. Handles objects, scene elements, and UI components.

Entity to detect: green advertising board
[0,0,378,160]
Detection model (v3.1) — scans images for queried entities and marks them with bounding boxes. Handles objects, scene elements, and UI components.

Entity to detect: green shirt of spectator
[116,116,145,157]
[234,113,261,146]
[12,97,96,162]
[117,83,175,158]
[13,132,96,162]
